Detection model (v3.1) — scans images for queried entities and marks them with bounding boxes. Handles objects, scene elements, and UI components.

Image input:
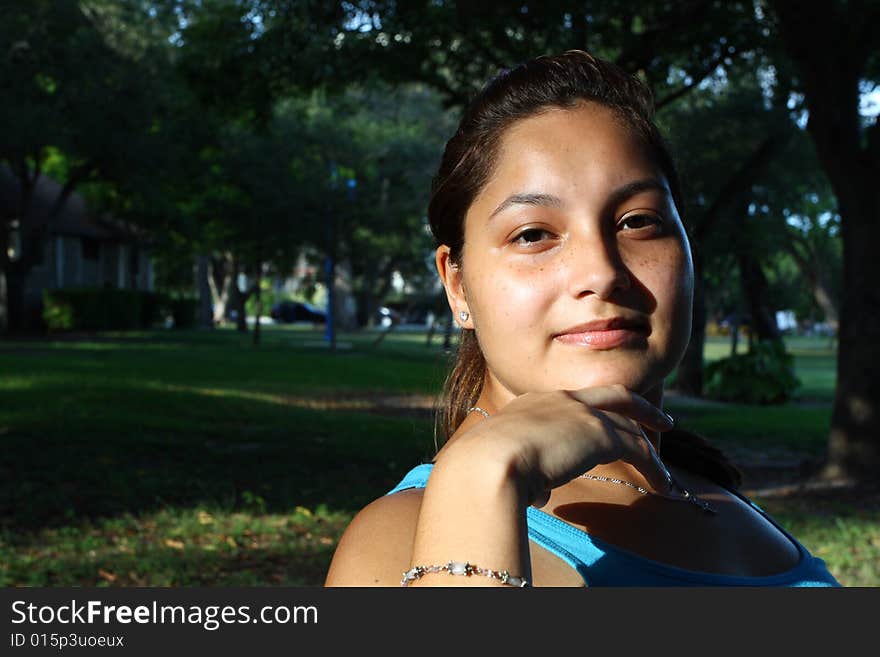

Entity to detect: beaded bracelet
[400,561,530,587]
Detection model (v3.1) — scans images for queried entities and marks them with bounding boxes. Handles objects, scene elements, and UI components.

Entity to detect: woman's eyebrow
[606,178,668,208]
[489,192,564,220]
[488,179,668,222]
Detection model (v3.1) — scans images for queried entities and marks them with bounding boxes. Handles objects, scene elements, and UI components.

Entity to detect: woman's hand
[441,384,675,509]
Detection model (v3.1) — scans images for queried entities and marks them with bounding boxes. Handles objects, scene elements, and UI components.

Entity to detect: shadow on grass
[1,383,435,534]
[1,329,452,537]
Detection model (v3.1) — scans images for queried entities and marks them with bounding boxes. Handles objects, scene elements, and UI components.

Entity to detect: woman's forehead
[472,104,666,212]
[499,103,651,167]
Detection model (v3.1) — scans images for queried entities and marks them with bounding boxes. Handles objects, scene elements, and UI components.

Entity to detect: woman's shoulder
[324,487,425,587]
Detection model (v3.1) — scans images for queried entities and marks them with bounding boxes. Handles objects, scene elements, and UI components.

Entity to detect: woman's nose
[564,231,631,300]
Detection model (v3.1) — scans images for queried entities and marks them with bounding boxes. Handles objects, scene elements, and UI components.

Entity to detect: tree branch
[693,133,785,247]
[656,48,732,110]
[47,159,97,220]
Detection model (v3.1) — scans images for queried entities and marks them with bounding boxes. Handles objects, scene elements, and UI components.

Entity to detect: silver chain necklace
[580,473,716,514]
[467,406,717,515]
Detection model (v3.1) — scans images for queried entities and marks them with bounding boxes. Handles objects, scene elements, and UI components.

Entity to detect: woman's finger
[565,384,674,432]
[578,405,674,496]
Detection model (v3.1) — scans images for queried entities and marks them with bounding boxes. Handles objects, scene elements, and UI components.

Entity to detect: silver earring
[459,310,469,323]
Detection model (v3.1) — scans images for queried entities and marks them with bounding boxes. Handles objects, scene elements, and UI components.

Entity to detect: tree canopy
[3,0,877,479]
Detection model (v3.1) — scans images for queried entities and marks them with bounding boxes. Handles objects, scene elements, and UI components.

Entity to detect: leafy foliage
[704,339,801,404]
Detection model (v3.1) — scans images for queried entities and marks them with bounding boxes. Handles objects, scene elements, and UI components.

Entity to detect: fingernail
[641,430,675,491]
[659,461,673,489]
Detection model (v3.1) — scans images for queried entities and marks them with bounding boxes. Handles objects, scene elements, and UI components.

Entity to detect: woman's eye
[619,214,662,231]
[511,228,552,245]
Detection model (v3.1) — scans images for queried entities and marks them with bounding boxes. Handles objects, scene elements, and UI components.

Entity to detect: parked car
[270,300,327,324]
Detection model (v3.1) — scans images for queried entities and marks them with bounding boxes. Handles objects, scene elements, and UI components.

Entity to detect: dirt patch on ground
[281,392,439,420]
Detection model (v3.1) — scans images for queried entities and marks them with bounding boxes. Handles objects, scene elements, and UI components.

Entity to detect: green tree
[335,1,764,109]
[0,0,183,332]
[659,62,794,393]
[770,0,880,480]
[323,84,454,329]
[751,131,842,332]
[188,109,327,343]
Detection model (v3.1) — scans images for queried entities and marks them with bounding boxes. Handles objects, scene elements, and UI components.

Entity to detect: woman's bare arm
[324,489,422,586]
[406,435,532,586]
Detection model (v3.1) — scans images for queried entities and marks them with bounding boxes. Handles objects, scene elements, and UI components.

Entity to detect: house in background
[1,167,154,329]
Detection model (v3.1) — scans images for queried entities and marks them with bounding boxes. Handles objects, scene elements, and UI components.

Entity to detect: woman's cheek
[657,254,694,357]
[643,241,690,295]
[489,282,541,340]
[496,271,555,325]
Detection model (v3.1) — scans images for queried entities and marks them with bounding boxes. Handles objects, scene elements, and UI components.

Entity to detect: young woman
[324,50,840,587]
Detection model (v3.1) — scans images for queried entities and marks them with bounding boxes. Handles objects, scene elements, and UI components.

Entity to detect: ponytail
[660,427,743,490]
[433,330,485,451]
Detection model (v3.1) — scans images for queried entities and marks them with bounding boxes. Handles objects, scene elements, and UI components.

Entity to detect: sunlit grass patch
[0,504,352,587]
[755,495,880,587]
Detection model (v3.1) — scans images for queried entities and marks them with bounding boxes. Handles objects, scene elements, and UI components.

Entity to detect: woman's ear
[435,245,472,329]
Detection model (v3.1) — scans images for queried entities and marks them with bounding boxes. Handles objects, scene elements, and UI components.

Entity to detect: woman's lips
[553,327,648,349]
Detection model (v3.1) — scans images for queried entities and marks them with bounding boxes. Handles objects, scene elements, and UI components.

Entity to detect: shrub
[165,296,198,329]
[42,288,165,331]
[704,339,801,404]
[245,287,283,320]
[42,291,75,330]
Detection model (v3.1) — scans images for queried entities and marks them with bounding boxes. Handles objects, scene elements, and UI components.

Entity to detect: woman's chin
[485,363,669,400]
[554,370,666,396]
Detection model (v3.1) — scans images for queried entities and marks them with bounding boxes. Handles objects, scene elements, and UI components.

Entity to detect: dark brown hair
[428,50,741,489]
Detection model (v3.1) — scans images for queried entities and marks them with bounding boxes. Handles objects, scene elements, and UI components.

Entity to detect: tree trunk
[782,234,839,326]
[225,256,250,333]
[810,278,839,329]
[362,264,380,329]
[4,267,26,335]
[235,296,248,332]
[425,290,450,348]
[737,248,782,345]
[823,208,880,480]
[252,262,262,347]
[773,0,880,481]
[196,254,213,329]
[209,254,233,325]
[443,310,454,352]
[0,265,6,332]
[352,255,380,330]
[355,178,391,330]
[2,162,89,333]
[817,169,880,472]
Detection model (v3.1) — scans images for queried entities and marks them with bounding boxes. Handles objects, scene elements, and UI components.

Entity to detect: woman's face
[437,102,693,403]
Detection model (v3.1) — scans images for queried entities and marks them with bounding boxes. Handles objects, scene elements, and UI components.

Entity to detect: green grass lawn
[1,327,875,586]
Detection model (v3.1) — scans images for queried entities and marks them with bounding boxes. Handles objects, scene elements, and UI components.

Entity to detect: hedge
[42,288,198,331]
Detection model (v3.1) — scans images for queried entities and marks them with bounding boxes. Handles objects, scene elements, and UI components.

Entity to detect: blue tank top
[386,463,841,587]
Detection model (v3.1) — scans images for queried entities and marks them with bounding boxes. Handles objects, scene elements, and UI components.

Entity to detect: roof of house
[1,165,145,242]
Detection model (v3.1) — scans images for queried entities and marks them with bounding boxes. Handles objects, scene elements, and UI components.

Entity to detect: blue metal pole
[324,253,335,344]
